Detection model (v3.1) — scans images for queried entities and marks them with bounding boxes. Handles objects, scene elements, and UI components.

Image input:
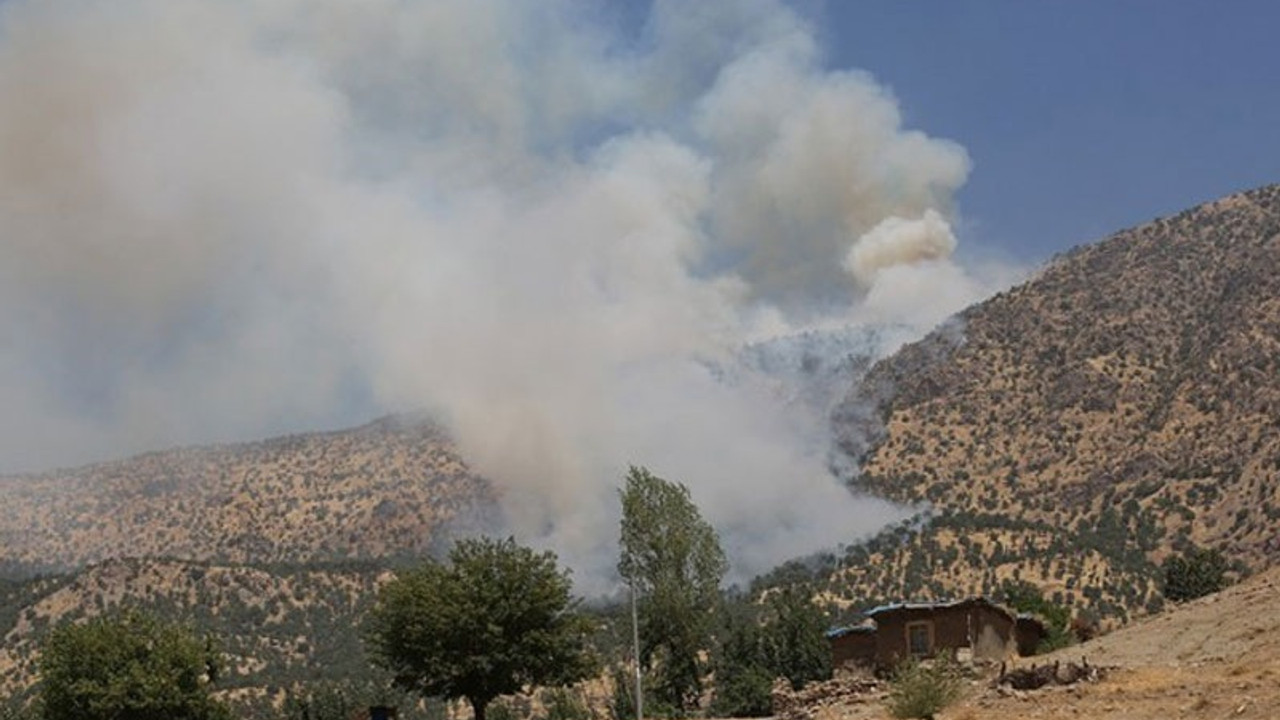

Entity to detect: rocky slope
[0,416,498,574]
[820,184,1280,620]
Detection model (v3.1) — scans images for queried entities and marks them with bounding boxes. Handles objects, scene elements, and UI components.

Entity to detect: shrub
[885,658,964,720]
[1162,546,1228,602]
[542,687,590,720]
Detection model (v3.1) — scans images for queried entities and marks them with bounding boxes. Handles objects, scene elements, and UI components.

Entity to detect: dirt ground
[806,567,1280,720]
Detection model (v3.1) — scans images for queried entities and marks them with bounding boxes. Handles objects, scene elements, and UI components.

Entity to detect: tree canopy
[998,579,1072,652]
[618,465,727,713]
[39,610,228,720]
[364,536,597,720]
[1162,545,1228,602]
[712,585,831,717]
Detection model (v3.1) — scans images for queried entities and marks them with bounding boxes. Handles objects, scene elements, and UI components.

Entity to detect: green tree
[710,586,831,717]
[618,466,727,713]
[365,536,597,720]
[1162,545,1228,602]
[998,580,1072,653]
[709,604,772,718]
[39,610,228,720]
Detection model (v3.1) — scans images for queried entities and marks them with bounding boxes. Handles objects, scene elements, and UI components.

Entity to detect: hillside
[0,556,398,714]
[0,416,498,574]
[820,184,1280,620]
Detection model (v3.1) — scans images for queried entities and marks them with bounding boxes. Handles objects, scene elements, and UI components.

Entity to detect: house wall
[872,603,1016,668]
[830,630,877,669]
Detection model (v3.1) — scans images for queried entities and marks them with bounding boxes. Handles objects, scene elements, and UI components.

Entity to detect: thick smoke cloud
[0,0,1016,587]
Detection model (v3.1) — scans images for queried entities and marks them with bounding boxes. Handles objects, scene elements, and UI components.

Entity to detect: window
[906,621,932,656]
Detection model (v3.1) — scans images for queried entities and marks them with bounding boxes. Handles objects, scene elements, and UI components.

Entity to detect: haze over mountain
[0,183,1277,714]
[0,0,1021,587]
[0,417,495,575]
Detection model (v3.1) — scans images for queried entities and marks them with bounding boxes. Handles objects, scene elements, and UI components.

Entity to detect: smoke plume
[0,0,1017,587]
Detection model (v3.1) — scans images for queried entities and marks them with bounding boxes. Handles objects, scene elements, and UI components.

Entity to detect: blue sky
[815,1,1280,264]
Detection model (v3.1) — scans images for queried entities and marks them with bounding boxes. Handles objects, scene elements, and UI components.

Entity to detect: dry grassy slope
[0,416,498,572]
[0,556,389,709]
[827,184,1280,617]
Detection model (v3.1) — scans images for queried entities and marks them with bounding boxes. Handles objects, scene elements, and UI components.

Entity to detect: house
[826,622,877,669]
[827,598,1047,671]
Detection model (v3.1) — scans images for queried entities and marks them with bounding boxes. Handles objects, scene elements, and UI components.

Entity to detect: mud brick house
[827,598,1046,671]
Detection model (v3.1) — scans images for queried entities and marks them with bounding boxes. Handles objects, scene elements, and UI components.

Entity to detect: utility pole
[630,578,643,720]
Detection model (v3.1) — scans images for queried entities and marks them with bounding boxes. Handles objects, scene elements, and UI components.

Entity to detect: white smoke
[846,210,958,287]
[0,0,1017,587]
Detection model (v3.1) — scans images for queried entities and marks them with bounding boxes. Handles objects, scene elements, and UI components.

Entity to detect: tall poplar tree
[618,466,727,713]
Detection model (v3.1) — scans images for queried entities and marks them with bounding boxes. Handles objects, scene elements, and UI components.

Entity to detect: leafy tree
[618,466,727,713]
[998,580,1071,653]
[711,587,831,717]
[365,536,597,720]
[760,586,831,690]
[1162,545,1228,602]
[709,605,773,718]
[39,610,229,720]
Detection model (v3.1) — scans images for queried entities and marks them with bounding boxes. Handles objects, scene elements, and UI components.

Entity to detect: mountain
[3,185,1280,714]
[812,184,1280,621]
[0,416,504,714]
[0,556,395,713]
[0,416,499,575]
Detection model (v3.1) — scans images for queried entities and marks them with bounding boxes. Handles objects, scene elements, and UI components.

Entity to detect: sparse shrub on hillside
[885,657,964,720]
[0,703,37,720]
[1162,546,1228,602]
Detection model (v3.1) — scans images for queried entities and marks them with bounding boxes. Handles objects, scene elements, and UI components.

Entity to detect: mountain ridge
[808,183,1280,620]
[0,416,499,575]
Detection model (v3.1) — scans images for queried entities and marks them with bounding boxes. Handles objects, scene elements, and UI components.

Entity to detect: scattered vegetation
[831,184,1280,619]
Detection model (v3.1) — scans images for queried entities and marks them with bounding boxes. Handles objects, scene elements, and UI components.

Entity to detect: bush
[884,658,964,720]
[1162,546,1228,602]
[542,688,590,720]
